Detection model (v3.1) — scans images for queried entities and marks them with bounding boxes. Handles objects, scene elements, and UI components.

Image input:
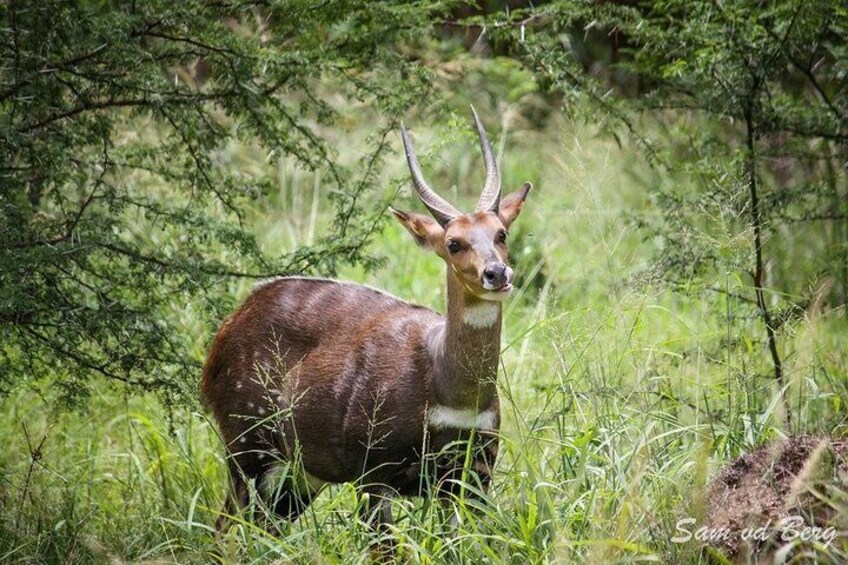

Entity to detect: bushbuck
[202,108,531,537]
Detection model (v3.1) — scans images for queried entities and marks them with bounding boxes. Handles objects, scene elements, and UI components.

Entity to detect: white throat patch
[428,405,497,431]
[462,302,500,329]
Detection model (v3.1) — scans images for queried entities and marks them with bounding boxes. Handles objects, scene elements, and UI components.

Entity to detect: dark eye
[446,240,462,254]
[497,230,507,244]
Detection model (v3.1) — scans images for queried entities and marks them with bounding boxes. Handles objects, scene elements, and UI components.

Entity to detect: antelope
[201,108,531,538]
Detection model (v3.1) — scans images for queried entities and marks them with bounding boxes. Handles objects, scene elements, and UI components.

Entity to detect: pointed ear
[390,207,445,250]
[498,182,532,228]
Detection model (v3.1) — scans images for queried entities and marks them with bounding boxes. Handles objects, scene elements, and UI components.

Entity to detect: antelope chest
[426,404,498,431]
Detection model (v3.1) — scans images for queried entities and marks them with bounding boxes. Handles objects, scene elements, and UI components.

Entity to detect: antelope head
[391,108,532,302]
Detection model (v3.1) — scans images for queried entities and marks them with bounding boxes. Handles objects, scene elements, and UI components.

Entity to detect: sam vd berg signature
[671,516,838,548]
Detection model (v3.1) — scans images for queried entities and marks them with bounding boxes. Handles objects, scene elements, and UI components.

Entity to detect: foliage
[0,0,457,404]
[3,110,847,562]
[3,1,848,563]
[484,0,848,423]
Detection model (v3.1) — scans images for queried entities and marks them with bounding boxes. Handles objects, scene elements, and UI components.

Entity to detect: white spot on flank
[258,407,266,416]
[239,436,247,444]
[235,382,243,390]
[462,303,500,329]
[428,405,497,431]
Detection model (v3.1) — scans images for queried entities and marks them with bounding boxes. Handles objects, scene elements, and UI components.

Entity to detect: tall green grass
[2,102,846,563]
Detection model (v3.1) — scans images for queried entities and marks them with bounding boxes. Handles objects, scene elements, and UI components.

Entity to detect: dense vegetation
[1,0,439,404]
[2,1,846,562]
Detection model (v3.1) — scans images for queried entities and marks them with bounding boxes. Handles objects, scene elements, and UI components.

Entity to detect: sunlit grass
[2,100,847,563]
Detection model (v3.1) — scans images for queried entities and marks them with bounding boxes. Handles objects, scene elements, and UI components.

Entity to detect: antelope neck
[429,271,502,410]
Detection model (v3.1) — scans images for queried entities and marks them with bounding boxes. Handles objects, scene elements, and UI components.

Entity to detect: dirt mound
[705,436,848,560]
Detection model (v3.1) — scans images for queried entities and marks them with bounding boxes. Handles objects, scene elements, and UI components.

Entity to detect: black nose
[482,263,507,287]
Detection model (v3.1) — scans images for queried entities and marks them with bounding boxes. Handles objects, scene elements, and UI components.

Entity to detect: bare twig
[13,423,49,544]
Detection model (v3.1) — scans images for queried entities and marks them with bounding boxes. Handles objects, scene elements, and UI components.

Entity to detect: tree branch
[743,97,789,426]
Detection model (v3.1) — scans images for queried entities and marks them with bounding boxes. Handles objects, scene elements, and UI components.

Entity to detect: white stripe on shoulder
[428,405,497,431]
[253,276,410,305]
